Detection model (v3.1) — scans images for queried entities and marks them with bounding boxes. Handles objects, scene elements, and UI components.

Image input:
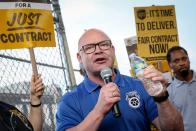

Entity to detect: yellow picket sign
[0,2,55,49]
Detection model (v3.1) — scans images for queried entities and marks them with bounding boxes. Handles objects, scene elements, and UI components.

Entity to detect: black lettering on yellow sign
[147,21,175,30]
[15,2,31,8]
[138,35,178,44]
[150,35,178,43]
[7,12,42,30]
[149,9,174,17]
[138,36,150,44]
[0,32,51,44]
[146,56,166,61]
[149,43,168,54]
[136,22,145,31]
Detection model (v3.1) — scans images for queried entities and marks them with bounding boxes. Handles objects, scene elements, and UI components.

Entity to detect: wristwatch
[153,90,169,103]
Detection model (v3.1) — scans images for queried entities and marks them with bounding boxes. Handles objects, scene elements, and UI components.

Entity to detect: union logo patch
[126,91,140,108]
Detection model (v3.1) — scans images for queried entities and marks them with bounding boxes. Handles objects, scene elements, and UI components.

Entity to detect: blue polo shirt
[56,70,158,131]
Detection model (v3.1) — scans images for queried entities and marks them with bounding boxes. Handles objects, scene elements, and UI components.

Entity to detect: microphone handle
[112,103,121,118]
[104,76,112,83]
[104,76,121,118]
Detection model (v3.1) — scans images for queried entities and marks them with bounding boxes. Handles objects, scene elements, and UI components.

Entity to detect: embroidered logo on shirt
[126,91,140,108]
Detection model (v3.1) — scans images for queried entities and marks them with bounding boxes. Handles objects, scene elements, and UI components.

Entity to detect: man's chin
[180,69,189,78]
[97,65,111,70]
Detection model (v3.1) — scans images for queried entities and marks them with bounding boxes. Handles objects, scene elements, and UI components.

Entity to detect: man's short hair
[166,46,188,62]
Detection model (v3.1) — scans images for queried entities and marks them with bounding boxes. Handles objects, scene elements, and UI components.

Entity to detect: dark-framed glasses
[79,40,112,54]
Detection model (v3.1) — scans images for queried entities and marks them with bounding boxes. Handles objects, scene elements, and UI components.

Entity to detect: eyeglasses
[79,40,112,54]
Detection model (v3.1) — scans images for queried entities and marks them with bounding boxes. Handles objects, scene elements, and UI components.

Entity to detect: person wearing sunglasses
[0,74,44,131]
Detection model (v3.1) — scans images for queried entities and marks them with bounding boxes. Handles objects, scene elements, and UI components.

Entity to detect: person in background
[0,74,44,131]
[56,28,184,131]
[166,46,196,131]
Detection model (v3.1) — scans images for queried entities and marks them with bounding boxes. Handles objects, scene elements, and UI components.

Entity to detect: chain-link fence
[0,44,72,130]
[0,0,78,130]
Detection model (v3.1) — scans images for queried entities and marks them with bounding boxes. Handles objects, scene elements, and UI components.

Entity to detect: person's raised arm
[144,65,184,131]
[29,74,44,131]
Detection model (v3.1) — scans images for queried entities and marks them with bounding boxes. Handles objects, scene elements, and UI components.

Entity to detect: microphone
[100,67,121,118]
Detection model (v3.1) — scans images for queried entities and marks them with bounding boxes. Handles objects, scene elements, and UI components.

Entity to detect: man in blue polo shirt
[56,28,184,131]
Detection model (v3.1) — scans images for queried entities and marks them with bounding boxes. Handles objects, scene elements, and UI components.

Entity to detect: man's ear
[112,44,115,50]
[111,45,115,53]
[77,52,82,63]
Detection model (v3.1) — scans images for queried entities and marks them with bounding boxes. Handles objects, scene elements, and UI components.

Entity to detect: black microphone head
[100,67,112,79]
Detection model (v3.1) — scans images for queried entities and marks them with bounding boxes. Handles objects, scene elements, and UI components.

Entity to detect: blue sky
[59,0,196,83]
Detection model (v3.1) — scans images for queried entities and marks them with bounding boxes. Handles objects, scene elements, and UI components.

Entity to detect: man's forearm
[157,100,184,131]
[29,97,43,131]
[29,105,43,131]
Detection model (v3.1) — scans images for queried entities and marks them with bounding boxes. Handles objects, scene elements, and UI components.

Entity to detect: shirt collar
[83,75,100,93]
[173,70,196,87]
[83,69,124,93]
[172,77,184,88]
[113,69,125,88]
